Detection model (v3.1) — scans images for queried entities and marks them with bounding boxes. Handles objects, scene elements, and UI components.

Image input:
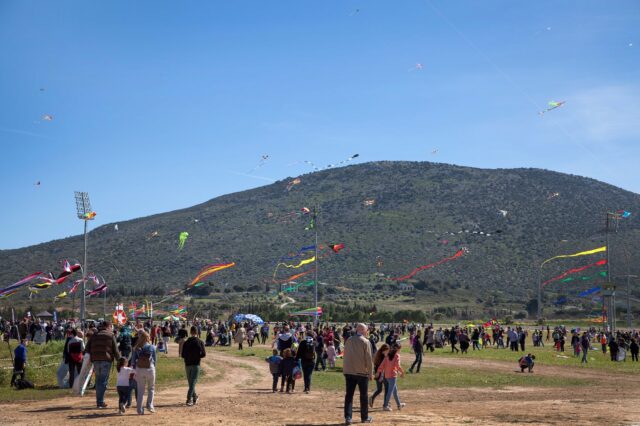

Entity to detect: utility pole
[74,191,94,328]
[313,204,319,326]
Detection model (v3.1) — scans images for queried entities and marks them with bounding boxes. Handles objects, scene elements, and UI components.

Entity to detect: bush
[503,315,513,325]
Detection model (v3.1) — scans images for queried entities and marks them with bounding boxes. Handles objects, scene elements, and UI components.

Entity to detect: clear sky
[0,1,638,249]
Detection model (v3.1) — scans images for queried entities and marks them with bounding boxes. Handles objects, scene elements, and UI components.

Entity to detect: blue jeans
[271,373,279,391]
[302,363,314,391]
[410,352,422,372]
[383,377,402,408]
[186,365,200,401]
[344,374,369,422]
[93,361,112,406]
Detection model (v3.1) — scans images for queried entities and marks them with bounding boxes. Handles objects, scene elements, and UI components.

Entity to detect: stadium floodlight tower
[74,191,95,326]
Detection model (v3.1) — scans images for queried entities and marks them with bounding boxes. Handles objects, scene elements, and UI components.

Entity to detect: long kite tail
[541,259,607,288]
[387,249,466,282]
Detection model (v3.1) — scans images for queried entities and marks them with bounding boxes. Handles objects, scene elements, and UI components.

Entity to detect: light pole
[74,191,94,326]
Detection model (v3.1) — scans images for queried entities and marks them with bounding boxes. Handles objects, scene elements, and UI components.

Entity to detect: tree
[525,299,538,317]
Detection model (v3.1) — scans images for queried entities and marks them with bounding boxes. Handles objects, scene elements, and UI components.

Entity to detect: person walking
[266,349,283,392]
[181,326,206,406]
[66,329,85,388]
[235,324,246,350]
[85,320,121,408]
[131,331,157,414]
[377,343,405,412]
[580,332,590,364]
[408,330,423,373]
[343,323,373,425]
[10,338,28,387]
[116,357,134,415]
[295,330,316,393]
[369,343,389,408]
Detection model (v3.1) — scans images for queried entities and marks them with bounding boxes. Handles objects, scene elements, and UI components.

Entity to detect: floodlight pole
[81,219,88,327]
[314,204,319,326]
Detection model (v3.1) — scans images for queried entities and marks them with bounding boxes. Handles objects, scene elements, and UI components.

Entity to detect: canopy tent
[234,313,264,324]
[36,311,53,318]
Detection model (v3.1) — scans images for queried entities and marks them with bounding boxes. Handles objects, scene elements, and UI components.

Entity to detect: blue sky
[0,1,638,249]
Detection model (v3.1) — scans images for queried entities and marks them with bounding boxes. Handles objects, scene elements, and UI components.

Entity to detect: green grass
[215,343,587,390]
[0,340,198,402]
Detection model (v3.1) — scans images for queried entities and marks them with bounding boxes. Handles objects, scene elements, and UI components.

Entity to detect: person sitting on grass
[518,353,535,373]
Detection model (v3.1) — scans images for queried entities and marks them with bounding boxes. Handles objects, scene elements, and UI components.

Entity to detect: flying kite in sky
[304,154,360,171]
[329,244,345,253]
[409,63,423,72]
[617,210,632,218]
[34,181,41,187]
[0,272,43,297]
[538,101,565,116]
[114,224,119,231]
[431,149,438,155]
[548,192,560,199]
[148,231,159,239]
[579,287,601,297]
[189,262,235,287]
[498,210,508,217]
[349,8,360,16]
[560,271,607,283]
[541,259,607,287]
[388,248,467,281]
[178,232,189,250]
[249,154,270,172]
[41,114,54,121]
[286,178,301,191]
[363,199,376,206]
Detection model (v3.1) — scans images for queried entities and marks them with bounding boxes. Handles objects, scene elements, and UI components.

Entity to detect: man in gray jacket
[343,323,373,424]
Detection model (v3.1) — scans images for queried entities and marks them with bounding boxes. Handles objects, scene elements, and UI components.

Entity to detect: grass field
[0,340,197,402]
[214,342,588,390]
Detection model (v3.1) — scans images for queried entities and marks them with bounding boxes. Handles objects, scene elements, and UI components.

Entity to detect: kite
[579,287,601,297]
[541,246,606,266]
[541,259,607,288]
[83,211,97,220]
[41,114,54,121]
[363,199,376,206]
[277,245,316,262]
[554,296,567,306]
[54,291,67,301]
[273,268,316,284]
[560,271,607,283]
[539,101,565,116]
[548,192,560,199]
[249,154,270,172]
[148,231,159,239]
[178,231,189,250]
[498,210,508,217]
[616,210,632,218]
[431,149,438,155]
[34,181,41,187]
[114,224,119,231]
[304,154,360,171]
[329,244,345,253]
[289,307,323,316]
[283,280,315,292]
[189,262,235,287]
[409,63,423,72]
[276,256,316,270]
[286,178,301,191]
[0,272,44,296]
[86,284,107,297]
[388,248,467,281]
[436,229,502,238]
[349,8,360,16]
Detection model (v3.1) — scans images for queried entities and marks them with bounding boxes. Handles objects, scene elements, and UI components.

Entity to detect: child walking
[279,348,295,393]
[377,343,405,411]
[326,341,337,369]
[266,349,283,392]
[116,357,134,415]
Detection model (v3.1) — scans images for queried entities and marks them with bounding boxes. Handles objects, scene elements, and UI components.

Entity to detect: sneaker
[362,417,373,423]
[369,395,374,408]
[398,403,406,410]
[119,403,125,415]
[345,418,353,425]
[147,406,156,413]
[383,406,392,412]
[193,395,199,405]
[186,400,193,407]
[138,409,144,415]
[97,403,108,409]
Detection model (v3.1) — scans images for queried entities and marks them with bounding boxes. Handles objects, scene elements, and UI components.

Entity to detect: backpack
[136,346,153,369]
[69,341,83,364]
[15,378,34,390]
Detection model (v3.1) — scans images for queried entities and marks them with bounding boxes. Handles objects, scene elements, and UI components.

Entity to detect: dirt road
[4,344,640,425]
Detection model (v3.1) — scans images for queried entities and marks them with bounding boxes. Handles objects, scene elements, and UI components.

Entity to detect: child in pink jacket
[377,343,405,411]
[326,341,337,369]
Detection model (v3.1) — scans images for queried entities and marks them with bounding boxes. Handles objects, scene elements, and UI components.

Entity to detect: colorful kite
[289,307,323,316]
[41,114,54,121]
[0,272,44,296]
[54,291,67,301]
[278,245,316,262]
[541,246,606,266]
[273,268,316,284]
[283,280,315,292]
[616,210,632,218]
[541,259,607,288]
[388,248,467,281]
[276,256,316,270]
[86,283,107,297]
[286,178,301,191]
[83,211,97,220]
[178,231,189,250]
[539,100,565,116]
[363,199,376,206]
[329,244,345,253]
[408,63,423,72]
[579,287,601,297]
[560,271,607,283]
[189,262,235,287]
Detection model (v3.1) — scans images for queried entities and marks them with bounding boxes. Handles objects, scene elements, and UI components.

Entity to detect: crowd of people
[4,315,640,423]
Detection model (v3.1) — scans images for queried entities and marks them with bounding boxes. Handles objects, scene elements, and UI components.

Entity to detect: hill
[1,161,639,318]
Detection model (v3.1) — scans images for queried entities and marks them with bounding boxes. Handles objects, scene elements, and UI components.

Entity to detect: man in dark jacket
[181,326,206,406]
[85,320,120,408]
[295,331,316,393]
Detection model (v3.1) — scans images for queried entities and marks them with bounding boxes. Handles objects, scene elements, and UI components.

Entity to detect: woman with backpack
[66,329,85,388]
[131,331,157,415]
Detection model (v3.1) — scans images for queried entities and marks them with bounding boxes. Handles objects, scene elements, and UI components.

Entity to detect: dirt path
[4,343,640,425]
